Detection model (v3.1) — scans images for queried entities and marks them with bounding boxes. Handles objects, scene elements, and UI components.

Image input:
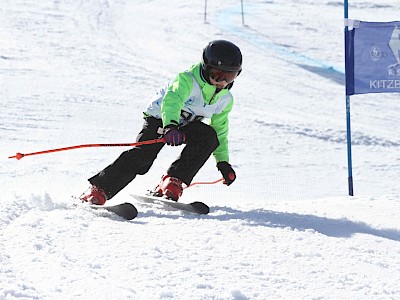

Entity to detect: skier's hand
[217,161,236,186]
[163,125,186,146]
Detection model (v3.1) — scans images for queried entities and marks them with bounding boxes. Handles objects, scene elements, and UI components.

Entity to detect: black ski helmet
[201,40,242,75]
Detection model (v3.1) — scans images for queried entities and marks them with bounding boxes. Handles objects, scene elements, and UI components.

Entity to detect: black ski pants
[89,117,220,199]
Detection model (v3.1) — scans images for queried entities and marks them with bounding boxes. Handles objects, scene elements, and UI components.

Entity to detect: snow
[1,0,400,299]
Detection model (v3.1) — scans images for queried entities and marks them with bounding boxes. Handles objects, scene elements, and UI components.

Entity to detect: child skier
[81,40,242,204]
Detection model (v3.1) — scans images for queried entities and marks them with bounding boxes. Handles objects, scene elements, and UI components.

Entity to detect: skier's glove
[217,161,236,186]
[163,125,186,146]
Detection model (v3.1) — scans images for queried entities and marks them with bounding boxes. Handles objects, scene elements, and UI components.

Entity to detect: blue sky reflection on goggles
[209,68,238,83]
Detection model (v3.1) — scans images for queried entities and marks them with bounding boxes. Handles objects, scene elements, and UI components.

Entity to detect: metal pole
[344,0,354,196]
[204,0,208,23]
[346,96,354,196]
[241,0,245,26]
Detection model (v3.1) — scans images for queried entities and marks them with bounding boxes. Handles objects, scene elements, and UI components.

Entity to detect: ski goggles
[208,68,239,84]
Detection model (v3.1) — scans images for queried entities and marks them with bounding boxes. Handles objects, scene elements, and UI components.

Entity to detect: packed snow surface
[1,0,399,299]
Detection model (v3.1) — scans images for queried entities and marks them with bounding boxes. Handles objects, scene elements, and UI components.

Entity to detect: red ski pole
[184,178,224,189]
[8,138,166,160]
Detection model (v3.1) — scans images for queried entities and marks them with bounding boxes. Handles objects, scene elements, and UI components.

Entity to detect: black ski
[90,202,138,220]
[130,194,209,215]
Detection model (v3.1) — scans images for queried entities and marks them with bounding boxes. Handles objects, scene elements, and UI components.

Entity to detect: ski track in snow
[1,0,400,299]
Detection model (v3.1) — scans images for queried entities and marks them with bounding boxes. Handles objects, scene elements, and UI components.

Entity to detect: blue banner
[346,21,400,95]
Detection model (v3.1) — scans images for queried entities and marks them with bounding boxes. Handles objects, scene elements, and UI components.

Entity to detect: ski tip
[89,202,138,220]
[191,202,210,214]
[118,203,138,220]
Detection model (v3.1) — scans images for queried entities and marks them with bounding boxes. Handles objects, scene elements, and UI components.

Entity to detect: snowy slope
[1,0,400,299]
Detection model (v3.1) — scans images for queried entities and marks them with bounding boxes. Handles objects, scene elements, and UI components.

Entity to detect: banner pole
[344,0,354,196]
[346,96,354,196]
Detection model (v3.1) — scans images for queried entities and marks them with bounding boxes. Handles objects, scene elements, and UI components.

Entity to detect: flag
[345,20,400,95]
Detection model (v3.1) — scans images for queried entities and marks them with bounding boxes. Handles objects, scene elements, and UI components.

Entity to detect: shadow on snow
[209,206,400,241]
[135,205,400,241]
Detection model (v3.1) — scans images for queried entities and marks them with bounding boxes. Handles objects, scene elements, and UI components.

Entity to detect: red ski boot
[80,185,107,205]
[153,175,183,201]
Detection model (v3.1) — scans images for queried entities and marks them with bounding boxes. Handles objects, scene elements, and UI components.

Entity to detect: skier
[80,40,242,204]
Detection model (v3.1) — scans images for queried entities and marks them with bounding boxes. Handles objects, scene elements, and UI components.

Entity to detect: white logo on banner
[370,46,381,62]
